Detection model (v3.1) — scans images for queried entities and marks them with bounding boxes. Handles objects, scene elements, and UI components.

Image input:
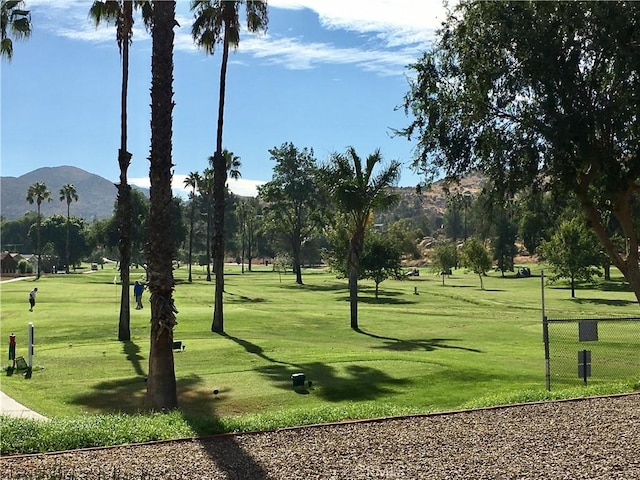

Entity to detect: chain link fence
[543,316,640,390]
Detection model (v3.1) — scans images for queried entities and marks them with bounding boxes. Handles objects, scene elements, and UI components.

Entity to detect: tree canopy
[259,142,323,285]
[540,217,602,298]
[401,1,640,303]
[322,147,401,329]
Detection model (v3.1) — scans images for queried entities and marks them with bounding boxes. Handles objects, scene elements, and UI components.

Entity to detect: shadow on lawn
[225,292,268,304]
[356,296,419,305]
[279,282,346,293]
[70,372,270,478]
[220,333,409,401]
[69,375,212,415]
[569,297,638,307]
[256,362,410,402]
[355,327,482,353]
[220,333,287,365]
[123,341,145,377]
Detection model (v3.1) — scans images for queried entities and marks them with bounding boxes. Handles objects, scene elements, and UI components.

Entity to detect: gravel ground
[2,394,639,479]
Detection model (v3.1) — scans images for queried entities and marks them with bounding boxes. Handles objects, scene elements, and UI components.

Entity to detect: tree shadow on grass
[356,296,419,305]
[279,282,346,293]
[224,292,268,304]
[69,374,208,415]
[122,341,145,377]
[77,373,271,478]
[354,327,482,353]
[220,333,409,402]
[219,333,287,365]
[255,362,410,402]
[570,298,638,307]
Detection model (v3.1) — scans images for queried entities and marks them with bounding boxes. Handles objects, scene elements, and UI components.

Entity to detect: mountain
[1,166,148,221]
[2,166,485,225]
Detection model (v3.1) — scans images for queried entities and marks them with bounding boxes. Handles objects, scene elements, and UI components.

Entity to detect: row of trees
[24,182,79,278]
[7,0,639,411]
[400,1,640,305]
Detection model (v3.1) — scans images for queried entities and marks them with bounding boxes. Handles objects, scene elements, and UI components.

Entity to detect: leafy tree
[491,205,517,277]
[235,197,259,273]
[130,189,150,267]
[432,241,458,285]
[37,215,89,269]
[1,0,31,61]
[386,219,422,260]
[540,218,602,298]
[400,1,640,304]
[516,188,550,256]
[258,142,323,285]
[59,184,79,273]
[322,147,401,330]
[272,251,292,282]
[0,212,37,253]
[183,171,200,282]
[322,216,351,278]
[461,237,492,290]
[191,0,268,334]
[443,193,463,242]
[360,232,404,299]
[145,0,177,411]
[90,0,152,342]
[26,182,51,279]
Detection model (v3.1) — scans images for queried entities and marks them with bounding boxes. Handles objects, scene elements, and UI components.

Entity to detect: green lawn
[1,262,638,423]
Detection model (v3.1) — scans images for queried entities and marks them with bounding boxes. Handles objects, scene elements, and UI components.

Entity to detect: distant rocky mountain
[1,166,149,221]
[376,173,485,226]
[1,166,484,226]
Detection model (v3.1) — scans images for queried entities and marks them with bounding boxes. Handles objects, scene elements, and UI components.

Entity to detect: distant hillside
[1,166,148,221]
[2,166,484,227]
[376,173,485,228]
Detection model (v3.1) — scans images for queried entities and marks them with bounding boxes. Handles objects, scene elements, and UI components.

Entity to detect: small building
[1,252,19,274]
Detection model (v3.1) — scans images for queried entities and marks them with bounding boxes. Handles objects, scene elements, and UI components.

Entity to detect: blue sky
[1,0,448,197]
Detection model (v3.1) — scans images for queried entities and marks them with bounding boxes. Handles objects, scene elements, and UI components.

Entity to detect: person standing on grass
[29,287,38,312]
[133,281,144,309]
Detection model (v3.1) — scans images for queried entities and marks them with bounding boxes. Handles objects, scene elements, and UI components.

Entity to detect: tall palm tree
[183,171,201,283]
[323,147,401,330]
[198,167,215,282]
[1,0,31,61]
[26,182,51,279]
[236,198,250,274]
[59,184,79,274]
[89,0,151,342]
[220,148,242,184]
[146,0,177,411]
[191,0,268,333]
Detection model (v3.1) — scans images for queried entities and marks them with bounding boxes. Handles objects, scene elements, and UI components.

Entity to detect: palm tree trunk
[36,202,41,279]
[65,203,70,274]
[206,203,211,282]
[146,0,177,412]
[117,0,133,342]
[188,195,195,283]
[212,20,231,334]
[348,229,364,330]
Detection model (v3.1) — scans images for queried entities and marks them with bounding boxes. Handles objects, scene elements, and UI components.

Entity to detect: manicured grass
[1,263,638,453]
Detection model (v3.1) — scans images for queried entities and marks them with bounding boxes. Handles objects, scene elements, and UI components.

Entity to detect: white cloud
[130,175,265,199]
[29,1,450,75]
[270,0,448,47]
[239,35,417,75]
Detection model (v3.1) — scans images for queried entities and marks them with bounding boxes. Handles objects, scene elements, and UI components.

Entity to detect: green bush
[17,260,33,274]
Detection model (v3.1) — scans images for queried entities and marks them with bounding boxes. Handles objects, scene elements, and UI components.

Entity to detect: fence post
[541,271,551,391]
